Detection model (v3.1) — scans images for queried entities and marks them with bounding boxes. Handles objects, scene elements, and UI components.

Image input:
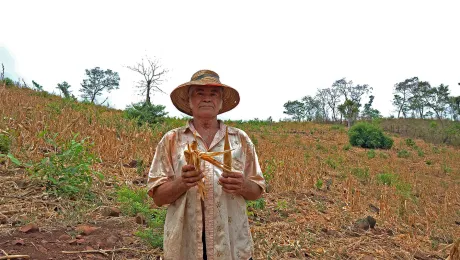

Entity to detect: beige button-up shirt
[147,120,266,260]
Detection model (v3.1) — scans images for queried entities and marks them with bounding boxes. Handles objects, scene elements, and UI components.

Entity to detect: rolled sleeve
[147,133,175,197]
[242,133,266,193]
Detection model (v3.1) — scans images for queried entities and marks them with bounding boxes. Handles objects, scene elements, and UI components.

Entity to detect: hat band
[194,73,220,81]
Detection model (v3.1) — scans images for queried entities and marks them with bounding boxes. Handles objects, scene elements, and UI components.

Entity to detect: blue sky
[1,0,459,121]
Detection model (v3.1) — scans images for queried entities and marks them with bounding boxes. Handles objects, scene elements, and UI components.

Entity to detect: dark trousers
[202,232,252,260]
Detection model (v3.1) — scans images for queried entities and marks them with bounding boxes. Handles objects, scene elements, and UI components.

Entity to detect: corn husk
[184,131,233,200]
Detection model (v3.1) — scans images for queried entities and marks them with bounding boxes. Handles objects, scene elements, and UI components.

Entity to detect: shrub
[325,157,337,169]
[397,149,410,158]
[367,149,376,159]
[405,138,416,147]
[29,132,103,198]
[348,122,393,149]
[124,102,167,126]
[246,197,266,217]
[351,167,370,182]
[0,134,11,154]
[315,179,323,189]
[2,77,15,87]
[376,173,398,186]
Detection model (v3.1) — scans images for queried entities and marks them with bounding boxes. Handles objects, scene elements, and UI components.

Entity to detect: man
[147,70,265,260]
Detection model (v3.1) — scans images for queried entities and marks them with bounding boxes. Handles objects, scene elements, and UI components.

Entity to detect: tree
[301,96,321,121]
[126,56,168,105]
[315,89,330,122]
[447,96,460,120]
[393,77,417,118]
[80,67,120,104]
[425,84,450,121]
[332,78,372,120]
[362,95,381,119]
[56,81,72,98]
[283,100,305,121]
[408,80,430,119]
[322,87,341,121]
[32,80,44,91]
[338,99,359,128]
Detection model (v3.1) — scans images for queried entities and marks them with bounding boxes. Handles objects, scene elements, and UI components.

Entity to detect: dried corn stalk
[223,126,232,171]
[184,130,233,200]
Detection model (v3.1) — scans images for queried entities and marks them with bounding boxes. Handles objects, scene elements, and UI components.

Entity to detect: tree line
[283,77,460,125]
[1,56,169,125]
[1,56,167,106]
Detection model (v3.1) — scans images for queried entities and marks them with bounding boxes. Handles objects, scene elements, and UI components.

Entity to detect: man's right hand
[180,164,204,188]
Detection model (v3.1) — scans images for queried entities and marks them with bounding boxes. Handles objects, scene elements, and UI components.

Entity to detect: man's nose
[202,94,212,101]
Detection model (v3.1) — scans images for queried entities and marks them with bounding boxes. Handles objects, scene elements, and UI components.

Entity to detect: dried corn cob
[184,131,233,200]
[223,126,232,171]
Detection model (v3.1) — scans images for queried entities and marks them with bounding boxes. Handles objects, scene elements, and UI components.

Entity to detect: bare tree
[315,88,330,122]
[126,56,168,105]
[323,87,341,121]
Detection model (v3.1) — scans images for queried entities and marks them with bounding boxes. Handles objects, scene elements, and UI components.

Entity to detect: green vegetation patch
[376,172,413,199]
[116,186,166,249]
[0,133,11,154]
[29,131,103,199]
[348,122,393,149]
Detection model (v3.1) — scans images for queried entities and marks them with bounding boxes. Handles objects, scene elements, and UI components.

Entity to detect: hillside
[1,85,459,259]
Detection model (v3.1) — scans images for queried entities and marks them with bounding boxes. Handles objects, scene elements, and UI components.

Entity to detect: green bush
[397,149,410,158]
[124,102,168,126]
[376,173,398,186]
[405,138,416,147]
[351,167,370,182]
[367,149,376,159]
[348,122,393,149]
[0,134,11,154]
[246,197,266,216]
[2,77,15,87]
[315,179,323,189]
[29,132,103,198]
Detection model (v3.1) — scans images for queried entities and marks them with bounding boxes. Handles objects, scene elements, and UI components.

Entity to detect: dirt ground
[0,217,161,260]
[0,167,161,260]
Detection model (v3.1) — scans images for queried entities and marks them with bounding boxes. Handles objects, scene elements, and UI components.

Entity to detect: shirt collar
[182,119,238,135]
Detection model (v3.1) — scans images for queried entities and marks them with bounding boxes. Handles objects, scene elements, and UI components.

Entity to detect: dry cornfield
[1,86,460,259]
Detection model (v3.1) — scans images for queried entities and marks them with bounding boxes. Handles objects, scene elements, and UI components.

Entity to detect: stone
[354,216,376,230]
[0,213,8,224]
[58,234,72,241]
[368,204,380,214]
[12,239,25,245]
[102,207,121,217]
[19,223,39,233]
[106,235,118,247]
[75,225,99,236]
[37,245,48,253]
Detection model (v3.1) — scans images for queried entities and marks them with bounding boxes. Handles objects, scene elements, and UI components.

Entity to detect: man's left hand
[219,171,245,195]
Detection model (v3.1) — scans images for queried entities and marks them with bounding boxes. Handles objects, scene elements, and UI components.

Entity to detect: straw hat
[170,70,240,116]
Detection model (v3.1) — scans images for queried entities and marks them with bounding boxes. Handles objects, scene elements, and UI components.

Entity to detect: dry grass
[1,85,459,259]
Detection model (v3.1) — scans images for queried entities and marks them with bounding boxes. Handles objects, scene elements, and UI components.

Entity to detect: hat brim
[170,81,240,116]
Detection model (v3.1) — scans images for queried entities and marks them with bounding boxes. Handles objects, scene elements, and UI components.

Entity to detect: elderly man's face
[189,86,223,118]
